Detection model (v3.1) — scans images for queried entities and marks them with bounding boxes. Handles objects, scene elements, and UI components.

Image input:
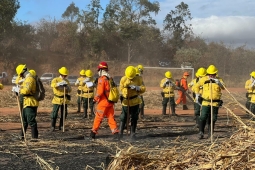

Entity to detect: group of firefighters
[1,62,254,141]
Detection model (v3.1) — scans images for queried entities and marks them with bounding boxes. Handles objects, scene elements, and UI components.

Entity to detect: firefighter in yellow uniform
[160,71,178,116]
[50,67,72,131]
[75,69,86,113]
[188,67,206,127]
[81,69,95,118]
[15,64,39,140]
[119,66,146,140]
[194,65,225,139]
[245,71,255,112]
[137,64,145,118]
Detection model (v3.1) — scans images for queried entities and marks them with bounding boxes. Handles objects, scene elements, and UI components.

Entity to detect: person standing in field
[160,71,178,116]
[14,64,39,141]
[194,65,225,139]
[89,62,119,140]
[136,64,145,118]
[75,69,86,113]
[188,67,207,127]
[50,67,72,132]
[175,72,190,110]
[81,69,95,118]
[245,71,255,113]
[119,66,146,140]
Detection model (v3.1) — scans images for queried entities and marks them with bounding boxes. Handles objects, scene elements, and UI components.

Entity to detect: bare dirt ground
[0,85,251,169]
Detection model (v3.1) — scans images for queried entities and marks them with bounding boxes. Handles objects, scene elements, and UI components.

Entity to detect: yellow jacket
[51,77,72,105]
[194,76,225,107]
[160,78,175,97]
[81,77,95,98]
[20,74,39,108]
[119,76,146,106]
[15,76,23,86]
[245,79,254,98]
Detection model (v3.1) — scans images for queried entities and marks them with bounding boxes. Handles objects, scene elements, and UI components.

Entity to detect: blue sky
[16,0,255,48]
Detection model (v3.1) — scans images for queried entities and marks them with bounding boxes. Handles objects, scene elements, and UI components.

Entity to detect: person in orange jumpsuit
[89,61,119,140]
[175,71,189,110]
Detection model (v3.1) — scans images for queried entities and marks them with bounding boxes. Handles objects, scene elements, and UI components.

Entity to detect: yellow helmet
[135,67,140,75]
[59,67,69,75]
[79,69,86,76]
[85,69,93,77]
[165,71,172,78]
[0,83,3,90]
[250,71,255,77]
[137,64,144,71]
[206,65,218,74]
[29,69,36,77]
[125,66,136,79]
[16,64,26,75]
[196,67,206,77]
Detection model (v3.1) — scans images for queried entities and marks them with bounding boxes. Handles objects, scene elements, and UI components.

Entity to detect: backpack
[33,75,45,101]
[106,77,119,103]
[175,78,184,87]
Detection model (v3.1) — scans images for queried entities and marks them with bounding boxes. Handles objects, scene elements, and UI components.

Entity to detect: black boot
[83,109,88,119]
[19,125,28,140]
[171,104,178,116]
[130,122,137,141]
[119,122,125,139]
[162,105,167,115]
[77,103,81,113]
[183,105,188,110]
[198,120,206,139]
[90,106,94,117]
[59,117,63,130]
[51,119,56,132]
[90,131,96,139]
[112,132,120,141]
[31,125,38,139]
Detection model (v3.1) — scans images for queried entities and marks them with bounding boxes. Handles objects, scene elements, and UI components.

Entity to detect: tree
[0,0,20,35]
[62,2,79,22]
[102,0,160,63]
[174,48,202,69]
[163,2,192,50]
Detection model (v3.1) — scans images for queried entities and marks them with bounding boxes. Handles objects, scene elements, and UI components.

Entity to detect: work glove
[83,77,90,83]
[129,85,136,90]
[12,86,20,94]
[189,82,194,87]
[57,81,67,87]
[250,80,255,87]
[18,79,25,84]
[195,93,200,103]
[212,78,223,87]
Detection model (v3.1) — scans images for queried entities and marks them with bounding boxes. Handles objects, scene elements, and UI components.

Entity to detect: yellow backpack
[107,77,119,103]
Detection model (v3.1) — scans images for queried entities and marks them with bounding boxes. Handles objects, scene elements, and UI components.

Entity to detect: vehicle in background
[67,75,78,86]
[113,76,122,86]
[12,74,18,84]
[40,73,57,85]
[0,72,8,85]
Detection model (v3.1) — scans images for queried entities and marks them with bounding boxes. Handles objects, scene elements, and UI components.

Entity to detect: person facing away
[89,61,119,140]
[188,67,207,128]
[15,64,39,141]
[75,69,86,113]
[50,67,72,132]
[119,66,146,140]
[245,71,255,113]
[160,71,178,116]
[194,64,225,139]
[175,71,190,110]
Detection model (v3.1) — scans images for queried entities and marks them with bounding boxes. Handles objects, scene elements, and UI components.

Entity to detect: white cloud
[191,16,255,48]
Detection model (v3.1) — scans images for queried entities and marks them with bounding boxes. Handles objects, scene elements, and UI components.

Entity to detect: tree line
[0,0,254,84]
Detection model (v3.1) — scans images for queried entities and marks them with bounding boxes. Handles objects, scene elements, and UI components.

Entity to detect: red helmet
[183,71,189,76]
[97,61,108,71]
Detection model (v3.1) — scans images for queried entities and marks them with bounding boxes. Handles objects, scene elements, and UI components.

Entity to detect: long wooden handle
[16,95,26,142]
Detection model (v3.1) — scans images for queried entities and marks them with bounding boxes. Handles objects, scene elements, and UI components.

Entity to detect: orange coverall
[175,77,188,105]
[92,76,119,134]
